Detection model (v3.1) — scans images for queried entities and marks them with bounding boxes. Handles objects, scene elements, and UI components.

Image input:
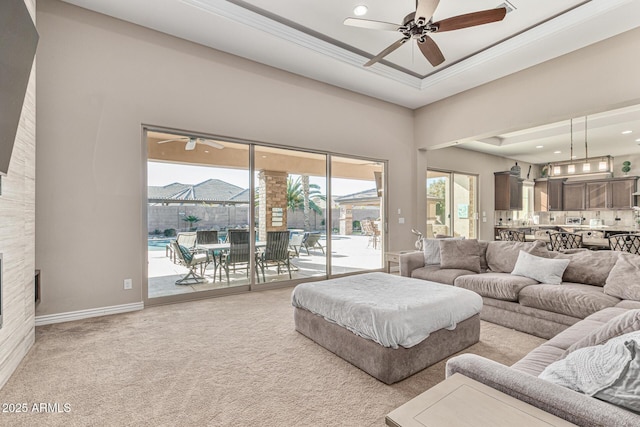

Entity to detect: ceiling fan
[344,0,507,67]
[156,137,224,151]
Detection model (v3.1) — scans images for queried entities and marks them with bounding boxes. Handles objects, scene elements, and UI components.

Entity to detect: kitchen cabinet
[495,172,523,210]
[563,182,586,211]
[534,179,563,211]
[586,177,636,210]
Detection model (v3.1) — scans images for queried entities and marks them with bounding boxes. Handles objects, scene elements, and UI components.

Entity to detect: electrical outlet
[399,217,405,224]
[123,278,133,290]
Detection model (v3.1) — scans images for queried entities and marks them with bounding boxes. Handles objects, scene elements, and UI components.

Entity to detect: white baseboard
[35,302,144,326]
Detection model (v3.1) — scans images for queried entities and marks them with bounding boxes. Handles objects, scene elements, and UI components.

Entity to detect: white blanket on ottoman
[291,272,482,349]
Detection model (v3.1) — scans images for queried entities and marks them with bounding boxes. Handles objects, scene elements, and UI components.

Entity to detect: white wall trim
[35,302,144,326]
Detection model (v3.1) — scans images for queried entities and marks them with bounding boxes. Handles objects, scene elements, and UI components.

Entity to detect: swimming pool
[148,238,171,251]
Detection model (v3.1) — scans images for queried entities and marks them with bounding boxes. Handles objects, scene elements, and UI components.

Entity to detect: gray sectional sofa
[399,240,640,339]
[399,239,640,426]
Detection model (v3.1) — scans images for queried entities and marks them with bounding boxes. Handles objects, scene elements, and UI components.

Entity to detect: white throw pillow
[511,250,570,285]
[539,331,640,413]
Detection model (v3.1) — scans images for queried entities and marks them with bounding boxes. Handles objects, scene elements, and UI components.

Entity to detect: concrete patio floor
[147,234,383,299]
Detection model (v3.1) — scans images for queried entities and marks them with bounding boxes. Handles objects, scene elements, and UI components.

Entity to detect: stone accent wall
[258,171,288,241]
[0,0,36,389]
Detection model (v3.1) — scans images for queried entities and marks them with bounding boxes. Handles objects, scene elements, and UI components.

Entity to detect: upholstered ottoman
[292,272,483,384]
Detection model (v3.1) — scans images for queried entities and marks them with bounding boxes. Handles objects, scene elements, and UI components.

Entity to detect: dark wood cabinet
[563,182,586,211]
[534,179,563,211]
[495,172,523,210]
[586,178,636,209]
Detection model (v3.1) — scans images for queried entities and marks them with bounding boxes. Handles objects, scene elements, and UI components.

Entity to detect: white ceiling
[60,0,640,163]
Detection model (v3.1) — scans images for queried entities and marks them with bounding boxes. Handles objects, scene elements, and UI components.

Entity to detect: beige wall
[414,27,640,149]
[35,0,415,316]
[0,0,36,388]
[417,28,640,239]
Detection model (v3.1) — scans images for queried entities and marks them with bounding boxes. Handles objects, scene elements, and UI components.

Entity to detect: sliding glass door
[426,170,478,239]
[254,146,327,285]
[145,127,386,304]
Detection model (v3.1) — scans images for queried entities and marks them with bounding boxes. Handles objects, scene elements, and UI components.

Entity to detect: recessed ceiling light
[636,138,640,142]
[536,145,543,149]
[353,5,368,16]
[622,130,633,135]
[572,155,577,159]
[554,150,561,154]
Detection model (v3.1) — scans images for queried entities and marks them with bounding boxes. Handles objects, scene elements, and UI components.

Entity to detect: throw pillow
[604,253,640,300]
[422,236,464,266]
[539,331,640,413]
[563,309,640,357]
[486,240,550,273]
[511,250,570,285]
[439,239,481,273]
[553,251,620,287]
[178,244,193,263]
[422,238,442,265]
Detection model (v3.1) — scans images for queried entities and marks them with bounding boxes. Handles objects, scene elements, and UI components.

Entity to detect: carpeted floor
[0,287,545,426]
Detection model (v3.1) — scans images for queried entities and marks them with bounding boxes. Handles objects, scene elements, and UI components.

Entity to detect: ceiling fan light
[353,5,368,16]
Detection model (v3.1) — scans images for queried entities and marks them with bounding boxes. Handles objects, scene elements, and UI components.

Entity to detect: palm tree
[302,175,311,231]
[182,215,201,231]
[287,176,324,221]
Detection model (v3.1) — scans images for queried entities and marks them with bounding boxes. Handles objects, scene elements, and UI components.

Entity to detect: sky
[147,161,375,196]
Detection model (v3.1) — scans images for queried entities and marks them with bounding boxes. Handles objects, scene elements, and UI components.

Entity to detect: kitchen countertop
[495,224,638,232]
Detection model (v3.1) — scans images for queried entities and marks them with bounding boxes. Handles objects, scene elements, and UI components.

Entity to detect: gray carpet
[0,287,545,426]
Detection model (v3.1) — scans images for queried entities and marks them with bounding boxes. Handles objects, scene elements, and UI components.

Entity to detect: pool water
[148,238,171,251]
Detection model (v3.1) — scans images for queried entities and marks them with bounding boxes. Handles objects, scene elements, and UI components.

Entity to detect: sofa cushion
[511,250,570,285]
[478,240,489,272]
[486,240,549,273]
[604,253,640,301]
[439,239,481,273]
[519,283,621,319]
[511,345,566,377]
[454,273,538,301]
[617,300,640,310]
[563,309,640,357]
[410,265,475,286]
[553,250,620,287]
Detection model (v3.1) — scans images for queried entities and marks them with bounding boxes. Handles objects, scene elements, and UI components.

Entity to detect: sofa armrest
[399,251,424,277]
[446,354,639,427]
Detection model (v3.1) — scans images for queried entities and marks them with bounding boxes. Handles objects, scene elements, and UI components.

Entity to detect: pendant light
[582,116,591,172]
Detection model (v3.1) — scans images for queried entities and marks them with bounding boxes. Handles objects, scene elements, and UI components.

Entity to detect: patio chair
[578,230,605,239]
[288,233,305,257]
[170,241,210,285]
[256,231,292,281]
[219,229,259,284]
[609,234,640,255]
[302,232,325,255]
[549,232,583,251]
[499,230,526,242]
[361,220,380,249]
[196,230,219,280]
[167,231,197,263]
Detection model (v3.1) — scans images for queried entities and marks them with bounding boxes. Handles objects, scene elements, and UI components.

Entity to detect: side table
[384,250,418,274]
[386,373,576,427]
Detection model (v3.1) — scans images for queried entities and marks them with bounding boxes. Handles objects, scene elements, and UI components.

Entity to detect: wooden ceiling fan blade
[343,18,400,31]
[199,139,224,150]
[364,38,408,67]
[415,0,440,25]
[418,36,445,67]
[433,7,507,33]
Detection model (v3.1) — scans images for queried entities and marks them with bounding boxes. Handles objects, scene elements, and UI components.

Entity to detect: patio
[148,234,382,298]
